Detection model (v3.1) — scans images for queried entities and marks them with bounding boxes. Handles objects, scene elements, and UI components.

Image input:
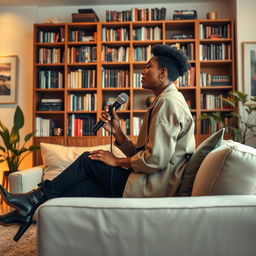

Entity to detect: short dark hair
[151,44,190,82]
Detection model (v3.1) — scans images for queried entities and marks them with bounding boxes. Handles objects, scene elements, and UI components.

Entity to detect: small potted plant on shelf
[200,91,256,144]
[0,106,39,174]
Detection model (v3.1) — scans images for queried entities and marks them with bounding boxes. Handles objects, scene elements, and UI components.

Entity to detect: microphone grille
[116,93,129,104]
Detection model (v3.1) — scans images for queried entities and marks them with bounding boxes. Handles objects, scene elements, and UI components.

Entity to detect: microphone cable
[110,117,115,197]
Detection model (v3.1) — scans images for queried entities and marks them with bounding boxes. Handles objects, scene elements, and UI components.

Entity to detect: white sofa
[8,139,256,256]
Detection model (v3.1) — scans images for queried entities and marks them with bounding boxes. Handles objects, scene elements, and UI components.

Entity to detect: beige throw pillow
[40,143,126,181]
[192,140,256,196]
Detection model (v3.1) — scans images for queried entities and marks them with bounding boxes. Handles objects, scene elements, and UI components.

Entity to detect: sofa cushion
[40,143,126,181]
[176,128,225,196]
[192,140,256,196]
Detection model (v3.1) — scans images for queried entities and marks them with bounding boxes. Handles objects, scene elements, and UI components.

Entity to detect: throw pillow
[40,143,126,181]
[192,140,256,196]
[176,128,225,196]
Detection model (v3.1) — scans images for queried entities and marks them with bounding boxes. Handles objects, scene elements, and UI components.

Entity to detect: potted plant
[0,106,39,173]
[200,91,256,144]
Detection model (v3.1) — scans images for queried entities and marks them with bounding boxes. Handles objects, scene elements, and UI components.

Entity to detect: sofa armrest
[37,195,256,256]
[9,166,44,193]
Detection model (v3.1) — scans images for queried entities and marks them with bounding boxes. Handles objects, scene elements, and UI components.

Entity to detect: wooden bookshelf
[33,19,235,165]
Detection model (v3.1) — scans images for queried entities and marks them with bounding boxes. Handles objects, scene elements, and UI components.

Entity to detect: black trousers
[40,152,131,199]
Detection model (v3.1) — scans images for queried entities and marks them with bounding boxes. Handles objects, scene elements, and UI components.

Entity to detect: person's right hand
[99,106,121,135]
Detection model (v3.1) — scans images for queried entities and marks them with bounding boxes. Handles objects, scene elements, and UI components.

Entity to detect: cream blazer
[116,84,195,197]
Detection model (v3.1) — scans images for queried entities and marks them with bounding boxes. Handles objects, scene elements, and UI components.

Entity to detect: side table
[1,171,10,204]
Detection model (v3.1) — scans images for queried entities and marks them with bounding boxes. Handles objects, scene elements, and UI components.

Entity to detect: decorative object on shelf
[43,17,62,24]
[200,91,256,144]
[206,11,217,20]
[242,42,256,104]
[173,10,197,20]
[0,106,39,173]
[72,9,99,22]
[0,55,17,104]
[53,128,63,136]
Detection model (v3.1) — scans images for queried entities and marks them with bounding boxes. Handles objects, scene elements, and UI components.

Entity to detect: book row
[68,93,97,111]
[102,46,129,62]
[68,69,96,88]
[199,24,231,39]
[200,73,232,87]
[35,117,56,136]
[68,114,96,136]
[38,48,64,64]
[175,67,196,87]
[132,26,162,41]
[102,27,129,41]
[69,30,96,42]
[200,94,232,109]
[37,29,65,43]
[199,43,232,60]
[170,43,194,60]
[36,65,196,89]
[38,70,63,89]
[68,46,97,63]
[201,117,232,135]
[101,69,129,88]
[105,7,166,22]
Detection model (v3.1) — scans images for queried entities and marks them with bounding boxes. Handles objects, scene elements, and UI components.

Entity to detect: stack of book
[72,9,99,22]
[173,10,197,20]
[38,99,64,111]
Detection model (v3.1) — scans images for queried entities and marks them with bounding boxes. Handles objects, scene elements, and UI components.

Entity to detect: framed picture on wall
[242,42,256,104]
[0,55,18,104]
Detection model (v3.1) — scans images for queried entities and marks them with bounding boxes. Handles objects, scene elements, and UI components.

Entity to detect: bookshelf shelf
[33,18,236,164]
[201,109,234,112]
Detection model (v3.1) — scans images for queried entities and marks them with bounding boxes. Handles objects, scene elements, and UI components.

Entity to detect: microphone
[91,93,129,134]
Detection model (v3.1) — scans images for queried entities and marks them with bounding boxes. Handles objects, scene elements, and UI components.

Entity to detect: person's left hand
[88,150,119,167]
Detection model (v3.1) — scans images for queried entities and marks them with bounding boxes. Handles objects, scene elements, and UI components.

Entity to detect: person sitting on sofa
[0,44,195,242]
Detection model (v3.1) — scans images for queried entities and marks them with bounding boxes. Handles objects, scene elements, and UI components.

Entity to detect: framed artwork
[0,55,17,104]
[242,42,256,104]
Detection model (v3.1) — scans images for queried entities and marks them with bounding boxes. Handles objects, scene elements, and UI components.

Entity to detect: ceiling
[0,0,224,7]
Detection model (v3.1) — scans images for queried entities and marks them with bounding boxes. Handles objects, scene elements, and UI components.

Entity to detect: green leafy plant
[0,106,39,173]
[200,91,256,144]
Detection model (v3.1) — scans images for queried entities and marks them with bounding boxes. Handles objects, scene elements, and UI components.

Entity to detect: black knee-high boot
[0,185,46,241]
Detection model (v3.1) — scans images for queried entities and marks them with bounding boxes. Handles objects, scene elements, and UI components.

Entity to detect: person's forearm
[113,128,126,146]
[116,157,132,169]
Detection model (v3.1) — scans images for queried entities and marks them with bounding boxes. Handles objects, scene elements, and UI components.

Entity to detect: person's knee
[81,151,90,158]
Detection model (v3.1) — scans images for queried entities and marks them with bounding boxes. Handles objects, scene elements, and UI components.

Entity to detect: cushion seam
[209,148,231,195]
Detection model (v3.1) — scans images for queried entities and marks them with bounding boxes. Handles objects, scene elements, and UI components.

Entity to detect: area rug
[0,224,36,256]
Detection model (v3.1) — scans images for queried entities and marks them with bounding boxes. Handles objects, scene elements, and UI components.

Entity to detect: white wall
[235,0,256,147]
[0,7,36,181]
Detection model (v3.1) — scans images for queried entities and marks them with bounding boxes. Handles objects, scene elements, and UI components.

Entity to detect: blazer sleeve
[114,136,137,157]
[130,98,182,174]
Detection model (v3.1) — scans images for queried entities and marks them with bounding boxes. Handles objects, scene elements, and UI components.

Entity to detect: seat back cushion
[192,140,256,196]
[176,128,225,196]
[40,143,126,180]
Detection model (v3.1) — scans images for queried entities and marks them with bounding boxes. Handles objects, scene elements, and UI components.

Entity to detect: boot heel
[13,218,32,242]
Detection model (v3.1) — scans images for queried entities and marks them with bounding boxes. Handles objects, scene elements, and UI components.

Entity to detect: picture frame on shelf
[242,42,256,105]
[0,55,18,104]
